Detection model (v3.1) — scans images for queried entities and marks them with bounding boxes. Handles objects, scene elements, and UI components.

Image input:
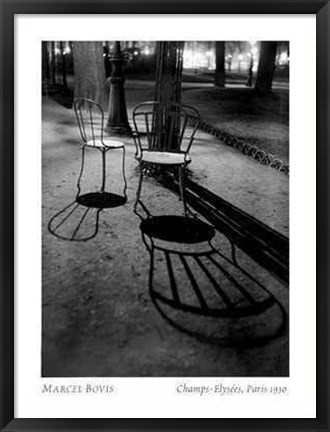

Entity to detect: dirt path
[42,97,289,377]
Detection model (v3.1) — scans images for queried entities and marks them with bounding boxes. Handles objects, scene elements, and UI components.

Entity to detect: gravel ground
[42,96,289,377]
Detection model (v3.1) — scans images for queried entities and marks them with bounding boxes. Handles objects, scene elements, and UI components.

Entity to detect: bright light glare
[279,52,289,64]
[251,47,258,56]
[183,49,215,70]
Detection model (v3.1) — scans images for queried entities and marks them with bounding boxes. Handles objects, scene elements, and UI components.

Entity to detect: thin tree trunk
[51,41,56,85]
[255,41,277,94]
[72,41,108,108]
[42,42,50,80]
[59,41,67,90]
[215,41,225,87]
[154,41,184,107]
[154,41,184,151]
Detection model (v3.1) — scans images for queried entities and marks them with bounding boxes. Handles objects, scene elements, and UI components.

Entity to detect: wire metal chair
[132,101,200,215]
[73,98,127,202]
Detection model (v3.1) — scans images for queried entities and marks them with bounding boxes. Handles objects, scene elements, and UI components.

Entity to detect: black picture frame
[0,0,328,431]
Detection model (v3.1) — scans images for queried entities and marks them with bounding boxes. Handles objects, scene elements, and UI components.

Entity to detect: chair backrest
[132,101,200,154]
[73,98,105,146]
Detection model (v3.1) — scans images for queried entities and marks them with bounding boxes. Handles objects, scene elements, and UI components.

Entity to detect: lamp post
[246,53,253,87]
[105,41,131,136]
[246,42,258,87]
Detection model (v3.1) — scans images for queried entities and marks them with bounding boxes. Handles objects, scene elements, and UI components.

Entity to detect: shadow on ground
[135,199,287,349]
[42,96,289,377]
[48,192,127,241]
[157,171,289,284]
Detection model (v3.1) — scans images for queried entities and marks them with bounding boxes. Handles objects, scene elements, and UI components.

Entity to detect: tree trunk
[72,41,108,108]
[215,41,225,87]
[51,41,56,85]
[59,41,67,90]
[153,41,184,151]
[42,42,50,80]
[255,41,277,94]
[155,41,184,107]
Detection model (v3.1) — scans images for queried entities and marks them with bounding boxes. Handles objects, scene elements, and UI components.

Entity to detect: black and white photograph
[42,40,289,378]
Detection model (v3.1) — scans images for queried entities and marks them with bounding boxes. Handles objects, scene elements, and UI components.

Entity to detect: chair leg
[134,165,144,211]
[101,148,106,193]
[178,165,187,216]
[76,146,85,199]
[122,146,127,199]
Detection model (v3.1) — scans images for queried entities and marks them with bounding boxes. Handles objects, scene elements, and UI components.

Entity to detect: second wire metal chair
[132,101,200,215]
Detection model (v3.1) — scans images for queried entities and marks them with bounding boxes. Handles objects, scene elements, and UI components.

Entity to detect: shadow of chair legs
[48,200,102,241]
[48,141,128,243]
[136,203,288,348]
[48,188,127,242]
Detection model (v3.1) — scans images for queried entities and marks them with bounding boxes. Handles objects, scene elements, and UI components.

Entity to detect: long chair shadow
[48,200,102,241]
[135,201,288,348]
[158,172,289,285]
[48,191,127,242]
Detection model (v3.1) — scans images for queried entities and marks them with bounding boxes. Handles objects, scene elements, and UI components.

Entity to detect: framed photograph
[1,0,328,431]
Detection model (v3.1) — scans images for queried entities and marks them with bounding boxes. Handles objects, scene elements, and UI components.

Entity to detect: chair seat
[139,151,191,165]
[86,139,124,149]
